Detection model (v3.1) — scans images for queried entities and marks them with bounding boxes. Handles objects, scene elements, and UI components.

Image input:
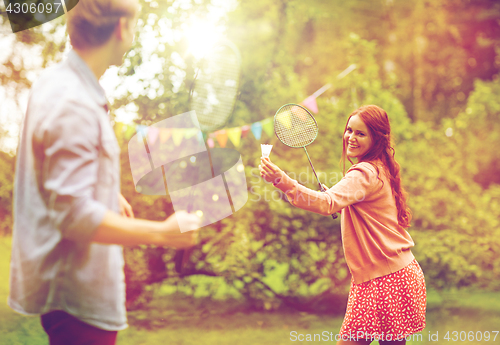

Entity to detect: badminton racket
[274,103,337,220]
[174,40,242,273]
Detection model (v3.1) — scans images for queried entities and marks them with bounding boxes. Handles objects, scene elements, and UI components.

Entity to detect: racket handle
[174,247,193,274]
[175,201,194,274]
[174,249,185,273]
[319,183,338,220]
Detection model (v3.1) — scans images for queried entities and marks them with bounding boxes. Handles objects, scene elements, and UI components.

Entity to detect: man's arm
[36,101,200,247]
[118,193,135,218]
[91,210,200,248]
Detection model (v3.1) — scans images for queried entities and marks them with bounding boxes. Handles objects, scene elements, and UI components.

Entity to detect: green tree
[2,0,500,310]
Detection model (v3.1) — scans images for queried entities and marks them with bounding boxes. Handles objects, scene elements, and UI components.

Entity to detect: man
[9,0,200,344]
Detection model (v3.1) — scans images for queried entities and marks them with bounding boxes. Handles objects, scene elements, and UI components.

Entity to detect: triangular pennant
[115,122,124,137]
[160,128,172,143]
[207,138,215,148]
[261,118,274,137]
[196,131,205,146]
[148,127,160,146]
[293,105,308,121]
[124,125,135,139]
[301,95,318,114]
[215,130,228,148]
[251,122,262,140]
[172,128,184,146]
[227,127,242,148]
[241,125,250,138]
[136,125,148,143]
[184,128,198,139]
[275,111,292,129]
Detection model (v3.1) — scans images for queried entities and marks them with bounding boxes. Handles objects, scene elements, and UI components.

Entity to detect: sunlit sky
[0,0,238,154]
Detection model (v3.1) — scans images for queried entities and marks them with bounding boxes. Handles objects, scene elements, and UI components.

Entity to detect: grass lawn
[1,236,499,345]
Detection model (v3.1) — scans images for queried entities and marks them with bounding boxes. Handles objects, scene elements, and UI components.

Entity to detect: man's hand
[92,209,201,247]
[159,211,201,249]
[118,193,134,218]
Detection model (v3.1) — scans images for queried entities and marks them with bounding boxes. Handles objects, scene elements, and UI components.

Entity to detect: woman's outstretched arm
[259,157,378,216]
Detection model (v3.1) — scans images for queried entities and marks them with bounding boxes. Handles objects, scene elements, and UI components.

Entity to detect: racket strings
[191,46,240,132]
[274,105,318,147]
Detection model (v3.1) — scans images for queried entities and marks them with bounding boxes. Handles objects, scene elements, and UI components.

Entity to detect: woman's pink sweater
[273,160,415,284]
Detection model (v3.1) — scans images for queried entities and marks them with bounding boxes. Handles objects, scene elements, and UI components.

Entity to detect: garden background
[1,0,500,344]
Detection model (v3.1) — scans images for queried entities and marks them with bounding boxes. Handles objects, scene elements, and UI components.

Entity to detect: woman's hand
[259,157,283,185]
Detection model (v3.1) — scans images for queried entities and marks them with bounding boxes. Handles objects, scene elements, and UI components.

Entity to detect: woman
[259,105,426,345]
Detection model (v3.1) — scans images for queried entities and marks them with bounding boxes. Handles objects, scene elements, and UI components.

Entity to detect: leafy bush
[0,151,14,236]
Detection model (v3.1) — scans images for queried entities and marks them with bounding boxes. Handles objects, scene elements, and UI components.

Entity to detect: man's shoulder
[29,60,101,127]
[31,60,82,102]
[28,61,103,135]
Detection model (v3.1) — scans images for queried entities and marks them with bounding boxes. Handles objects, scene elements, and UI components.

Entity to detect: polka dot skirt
[339,259,426,341]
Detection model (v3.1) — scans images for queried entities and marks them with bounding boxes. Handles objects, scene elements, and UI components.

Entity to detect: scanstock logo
[2,0,79,33]
[128,111,249,232]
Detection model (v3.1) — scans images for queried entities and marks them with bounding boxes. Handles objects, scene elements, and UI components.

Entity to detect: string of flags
[121,117,276,149]
[117,64,357,149]
[123,96,313,149]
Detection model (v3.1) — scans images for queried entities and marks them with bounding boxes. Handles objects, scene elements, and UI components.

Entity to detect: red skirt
[339,259,426,342]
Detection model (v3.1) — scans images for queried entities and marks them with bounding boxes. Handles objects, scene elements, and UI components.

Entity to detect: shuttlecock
[261,144,273,158]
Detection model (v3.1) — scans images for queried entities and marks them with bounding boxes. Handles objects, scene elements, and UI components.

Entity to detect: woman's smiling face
[344,115,373,160]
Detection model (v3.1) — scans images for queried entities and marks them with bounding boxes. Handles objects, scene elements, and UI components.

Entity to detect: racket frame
[273,103,338,220]
[175,40,242,274]
[274,103,319,148]
[189,39,242,134]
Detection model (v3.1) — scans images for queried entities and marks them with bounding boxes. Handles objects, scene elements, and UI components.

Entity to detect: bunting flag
[227,127,242,147]
[251,122,262,140]
[136,125,148,143]
[207,137,215,148]
[275,110,292,129]
[292,104,308,121]
[184,128,198,139]
[160,128,172,143]
[148,127,160,146]
[261,117,274,138]
[301,95,319,114]
[215,130,228,148]
[115,122,125,137]
[126,81,336,149]
[172,128,184,146]
[196,131,205,146]
[241,125,250,138]
[124,125,136,139]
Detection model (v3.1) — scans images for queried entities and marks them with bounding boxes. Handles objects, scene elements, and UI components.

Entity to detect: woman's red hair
[340,105,412,228]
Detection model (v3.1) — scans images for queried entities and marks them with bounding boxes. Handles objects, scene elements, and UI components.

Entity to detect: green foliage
[406,78,500,290]
[455,79,500,187]
[1,0,500,311]
[0,152,14,235]
[3,236,500,345]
